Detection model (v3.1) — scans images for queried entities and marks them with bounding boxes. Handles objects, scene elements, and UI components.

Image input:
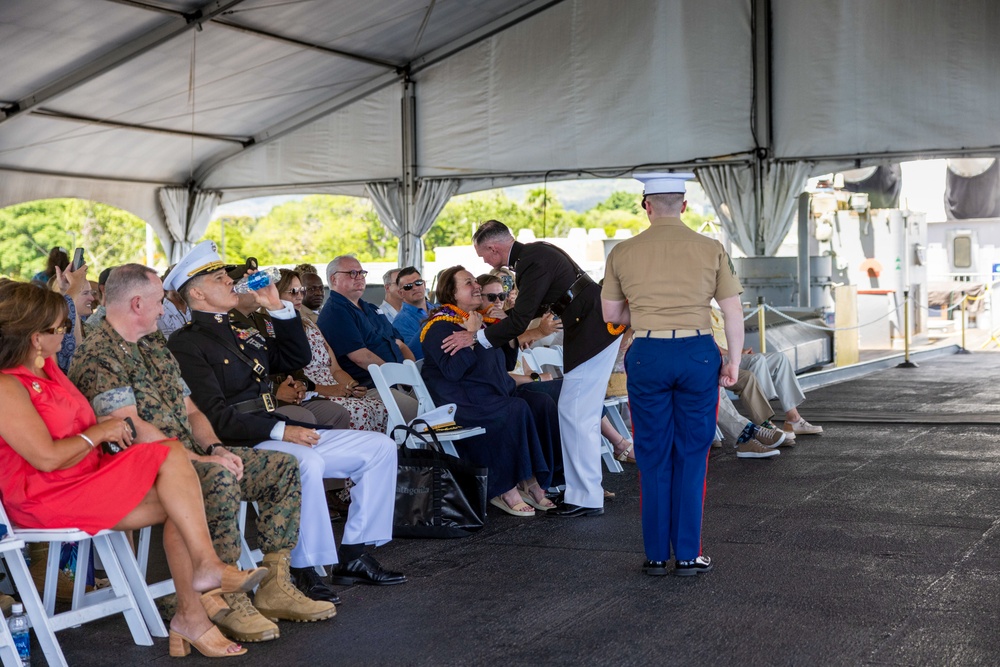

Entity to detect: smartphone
[101,417,137,456]
[71,247,84,271]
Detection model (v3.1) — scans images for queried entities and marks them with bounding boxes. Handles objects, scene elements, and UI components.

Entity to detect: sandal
[489,496,535,517]
[517,484,557,511]
[169,625,246,658]
[613,436,636,464]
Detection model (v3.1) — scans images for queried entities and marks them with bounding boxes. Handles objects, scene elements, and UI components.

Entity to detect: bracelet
[79,433,96,449]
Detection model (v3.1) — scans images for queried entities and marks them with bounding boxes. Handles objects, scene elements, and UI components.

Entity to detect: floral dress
[301,324,388,432]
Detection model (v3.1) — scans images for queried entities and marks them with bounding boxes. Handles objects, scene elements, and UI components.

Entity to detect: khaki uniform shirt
[602,216,743,330]
[70,319,201,452]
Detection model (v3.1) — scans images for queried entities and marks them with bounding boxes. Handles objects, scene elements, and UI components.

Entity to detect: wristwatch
[204,443,222,456]
[530,372,541,382]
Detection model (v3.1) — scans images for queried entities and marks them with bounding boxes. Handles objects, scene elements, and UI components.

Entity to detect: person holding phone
[0,279,267,658]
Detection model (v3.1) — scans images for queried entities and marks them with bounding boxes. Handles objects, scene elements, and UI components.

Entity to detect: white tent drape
[158,187,222,263]
[697,162,811,256]
[760,161,813,256]
[408,179,460,267]
[697,164,756,256]
[366,179,459,269]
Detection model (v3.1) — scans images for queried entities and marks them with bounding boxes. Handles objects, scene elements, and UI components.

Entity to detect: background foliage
[0,189,713,277]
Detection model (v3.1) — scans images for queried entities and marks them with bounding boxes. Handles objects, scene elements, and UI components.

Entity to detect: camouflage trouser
[192,448,301,564]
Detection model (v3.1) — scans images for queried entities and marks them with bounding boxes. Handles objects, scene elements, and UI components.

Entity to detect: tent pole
[401,76,418,271]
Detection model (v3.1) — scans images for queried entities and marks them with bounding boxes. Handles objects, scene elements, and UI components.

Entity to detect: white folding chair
[0,498,167,649]
[0,531,66,667]
[521,347,624,473]
[369,360,485,457]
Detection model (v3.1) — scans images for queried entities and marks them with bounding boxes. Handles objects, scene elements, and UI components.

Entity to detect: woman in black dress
[420,266,561,517]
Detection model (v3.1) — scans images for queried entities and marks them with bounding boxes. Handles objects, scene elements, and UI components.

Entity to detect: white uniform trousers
[255,429,397,569]
[741,351,805,413]
[558,338,621,509]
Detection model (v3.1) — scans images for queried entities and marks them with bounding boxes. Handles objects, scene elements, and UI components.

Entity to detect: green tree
[0,198,163,279]
[594,190,642,215]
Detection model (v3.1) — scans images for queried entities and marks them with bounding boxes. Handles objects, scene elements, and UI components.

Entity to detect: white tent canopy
[2,0,999,262]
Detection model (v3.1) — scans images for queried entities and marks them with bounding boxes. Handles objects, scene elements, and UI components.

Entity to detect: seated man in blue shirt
[318,255,416,388]
[390,266,433,361]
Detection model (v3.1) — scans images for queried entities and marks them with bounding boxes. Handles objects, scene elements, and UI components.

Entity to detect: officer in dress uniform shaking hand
[601,173,744,577]
[165,241,405,603]
[451,220,621,517]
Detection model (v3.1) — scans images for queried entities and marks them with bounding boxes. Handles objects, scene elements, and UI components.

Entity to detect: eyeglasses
[334,270,368,280]
[484,293,508,303]
[400,280,425,291]
[282,288,305,295]
[42,319,73,335]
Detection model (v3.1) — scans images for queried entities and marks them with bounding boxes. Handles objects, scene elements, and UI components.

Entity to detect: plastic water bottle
[233,267,281,294]
[7,603,30,666]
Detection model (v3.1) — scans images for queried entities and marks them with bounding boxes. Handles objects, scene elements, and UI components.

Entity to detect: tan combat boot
[253,550,336,623]
[213,591,280,643]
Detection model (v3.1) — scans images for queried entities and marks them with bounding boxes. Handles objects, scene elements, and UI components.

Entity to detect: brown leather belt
[634,329,707,339]
[231,393,276,414]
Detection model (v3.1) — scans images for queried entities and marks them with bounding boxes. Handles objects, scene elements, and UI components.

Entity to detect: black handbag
[391,421,488,539]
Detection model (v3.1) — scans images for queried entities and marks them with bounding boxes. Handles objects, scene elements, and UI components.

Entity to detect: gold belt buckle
[261,393,276,412]
[253,361,266,376]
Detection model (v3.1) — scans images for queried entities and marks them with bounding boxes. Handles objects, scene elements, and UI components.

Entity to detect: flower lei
[419,304,499,342]
[607,323,627,335]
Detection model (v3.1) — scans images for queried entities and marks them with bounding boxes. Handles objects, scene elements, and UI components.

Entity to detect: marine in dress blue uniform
[601,173,744,576]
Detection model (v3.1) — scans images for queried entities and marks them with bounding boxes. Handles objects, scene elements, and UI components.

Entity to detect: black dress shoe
[289,567,342,604]
[643,560,669,576]
[329,553,406,586]
[548,503,604,518]
[674,555,713,577]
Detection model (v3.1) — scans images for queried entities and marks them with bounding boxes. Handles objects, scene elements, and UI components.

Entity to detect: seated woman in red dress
[0,281,267,659]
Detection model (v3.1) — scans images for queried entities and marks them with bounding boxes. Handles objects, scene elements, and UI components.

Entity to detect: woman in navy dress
[420,266,560,517]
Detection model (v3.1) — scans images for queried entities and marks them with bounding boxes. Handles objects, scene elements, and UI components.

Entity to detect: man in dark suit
[441,220,621,517]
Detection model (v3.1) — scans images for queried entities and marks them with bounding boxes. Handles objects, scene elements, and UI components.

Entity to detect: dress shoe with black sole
[643,560,670,576]
[674,556,713,577]
[548,503,604,518]
[289,567,342,604]
[329,553,406,586]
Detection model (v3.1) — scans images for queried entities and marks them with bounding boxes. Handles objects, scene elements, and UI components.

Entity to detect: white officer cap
[163,240,232,292]
[633,171,695,195]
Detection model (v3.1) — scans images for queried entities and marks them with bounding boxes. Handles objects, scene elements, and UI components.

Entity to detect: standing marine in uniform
[601,173,744,576]
[164,242,405,600]
[458,220,621,517]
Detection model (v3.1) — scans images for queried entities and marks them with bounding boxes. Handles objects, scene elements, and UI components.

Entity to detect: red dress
[0,357,170,535]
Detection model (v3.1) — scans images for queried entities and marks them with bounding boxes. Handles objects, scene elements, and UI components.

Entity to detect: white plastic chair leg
[90,536,153,646]
[1,550,67,667]
[107,532,167,637]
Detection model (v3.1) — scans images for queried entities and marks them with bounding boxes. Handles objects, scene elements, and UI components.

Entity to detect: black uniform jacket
[167,309,313,448]
[483,241,619,373]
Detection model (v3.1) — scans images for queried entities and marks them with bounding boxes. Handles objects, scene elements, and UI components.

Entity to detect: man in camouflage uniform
[70,264,336,644]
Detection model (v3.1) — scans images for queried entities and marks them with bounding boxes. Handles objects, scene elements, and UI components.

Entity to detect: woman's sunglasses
[282,288,305,295]
[484,293,508,303]
[42,319,73,335]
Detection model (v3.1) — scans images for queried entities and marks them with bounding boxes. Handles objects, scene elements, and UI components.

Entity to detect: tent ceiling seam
[29,109,249,144]
[1,0,248,127]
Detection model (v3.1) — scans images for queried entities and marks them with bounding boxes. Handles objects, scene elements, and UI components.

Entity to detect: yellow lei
[419,304,499,342]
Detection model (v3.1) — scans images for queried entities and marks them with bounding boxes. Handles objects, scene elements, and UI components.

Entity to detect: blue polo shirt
[392,302,429,361]
[318,290,403,386]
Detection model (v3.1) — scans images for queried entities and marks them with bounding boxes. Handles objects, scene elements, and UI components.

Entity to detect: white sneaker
[784,418,823,435]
